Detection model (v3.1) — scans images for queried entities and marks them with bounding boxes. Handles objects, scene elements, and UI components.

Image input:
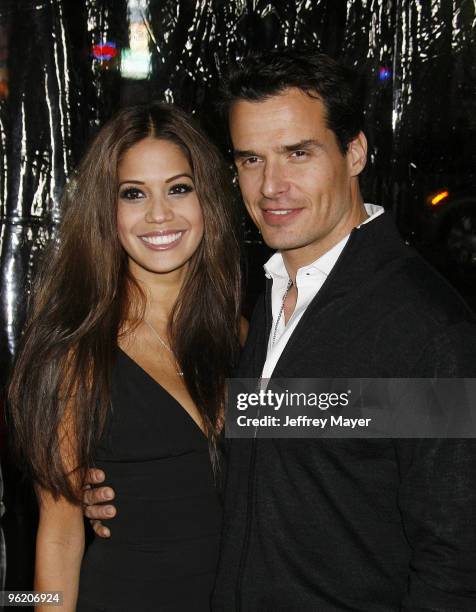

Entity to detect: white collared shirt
[261,204,384,379]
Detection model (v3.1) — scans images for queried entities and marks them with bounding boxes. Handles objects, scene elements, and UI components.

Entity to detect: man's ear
[346,131,367,177]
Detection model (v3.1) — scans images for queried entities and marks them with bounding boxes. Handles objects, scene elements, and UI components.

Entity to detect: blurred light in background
[0,24,8,99]
[121,0,152,80]
[378,66,392,81]
[129,21,150,53]
[121,47,151,79]
[430,190,450,206]
[92,41,118,61]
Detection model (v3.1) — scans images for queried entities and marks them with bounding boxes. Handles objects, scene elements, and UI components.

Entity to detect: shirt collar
[263,203,384,280]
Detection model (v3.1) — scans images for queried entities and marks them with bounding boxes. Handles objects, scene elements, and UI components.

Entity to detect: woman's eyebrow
[118,180,145,187]
[165,173,193,183]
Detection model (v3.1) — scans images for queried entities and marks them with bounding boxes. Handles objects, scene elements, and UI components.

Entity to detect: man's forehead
[229,86,323,108]
[229,90,329,149]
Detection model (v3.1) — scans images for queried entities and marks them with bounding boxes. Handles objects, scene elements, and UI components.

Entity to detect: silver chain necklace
[144,319,184,376]
[271,279,293,348]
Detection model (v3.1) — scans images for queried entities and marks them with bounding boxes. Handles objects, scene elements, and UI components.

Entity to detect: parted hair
[9,102,241,502]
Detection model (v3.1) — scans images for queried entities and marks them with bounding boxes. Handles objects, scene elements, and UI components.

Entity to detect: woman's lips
[139,231,185,250]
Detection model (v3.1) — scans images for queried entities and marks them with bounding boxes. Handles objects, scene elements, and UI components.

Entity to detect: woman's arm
[35,489,85,612]
[35,407,85,612]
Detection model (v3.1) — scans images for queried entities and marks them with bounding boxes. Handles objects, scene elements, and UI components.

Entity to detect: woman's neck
[128,261,187,326]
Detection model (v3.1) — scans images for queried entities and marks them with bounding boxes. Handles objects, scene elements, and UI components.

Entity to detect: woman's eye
[119,187,144,200]
[169,183,194,196]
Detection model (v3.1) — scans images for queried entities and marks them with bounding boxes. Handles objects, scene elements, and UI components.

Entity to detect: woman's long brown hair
[8,103,241,502]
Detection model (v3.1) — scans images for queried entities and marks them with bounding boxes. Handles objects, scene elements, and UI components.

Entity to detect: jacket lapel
[271,213,412,377]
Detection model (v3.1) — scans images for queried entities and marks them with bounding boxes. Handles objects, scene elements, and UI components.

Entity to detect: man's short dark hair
[221,48,364,154]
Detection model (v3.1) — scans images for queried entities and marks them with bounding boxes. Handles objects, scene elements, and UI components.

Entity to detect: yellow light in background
[129,22,149,52]
[430,190,450,206]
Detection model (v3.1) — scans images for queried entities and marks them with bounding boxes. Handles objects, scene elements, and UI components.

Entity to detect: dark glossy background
[0,0,475,592]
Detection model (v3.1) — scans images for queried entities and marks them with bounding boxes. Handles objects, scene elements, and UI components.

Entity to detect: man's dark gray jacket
[212,212,476,612]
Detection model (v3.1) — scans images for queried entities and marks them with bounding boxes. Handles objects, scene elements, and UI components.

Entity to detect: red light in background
[92,42,118,61]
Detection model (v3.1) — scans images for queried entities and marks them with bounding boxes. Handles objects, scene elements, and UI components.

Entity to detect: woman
[9,102,241,611]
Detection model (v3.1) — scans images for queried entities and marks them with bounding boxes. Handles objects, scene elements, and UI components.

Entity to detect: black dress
[77,349,222,612]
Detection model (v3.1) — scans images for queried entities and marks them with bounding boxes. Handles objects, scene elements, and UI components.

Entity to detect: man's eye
[291,150,308,159]
[119,187,144,200]
[243,157,260,166]
[169,183,194,196]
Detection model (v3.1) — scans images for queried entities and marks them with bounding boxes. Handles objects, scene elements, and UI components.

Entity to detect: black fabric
[78,349,222,612]
[213,212,476,612]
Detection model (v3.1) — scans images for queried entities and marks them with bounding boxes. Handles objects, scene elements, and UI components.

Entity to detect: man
[84,49,476,611]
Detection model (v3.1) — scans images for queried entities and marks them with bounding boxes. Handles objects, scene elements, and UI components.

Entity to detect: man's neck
[282,202,368,283]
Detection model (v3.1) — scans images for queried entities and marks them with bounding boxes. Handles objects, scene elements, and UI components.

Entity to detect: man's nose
[145,196,174,223]
[260,160,289,199]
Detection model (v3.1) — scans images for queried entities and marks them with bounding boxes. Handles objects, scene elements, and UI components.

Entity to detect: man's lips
[261,208,304,224]
[138,230,185,250]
